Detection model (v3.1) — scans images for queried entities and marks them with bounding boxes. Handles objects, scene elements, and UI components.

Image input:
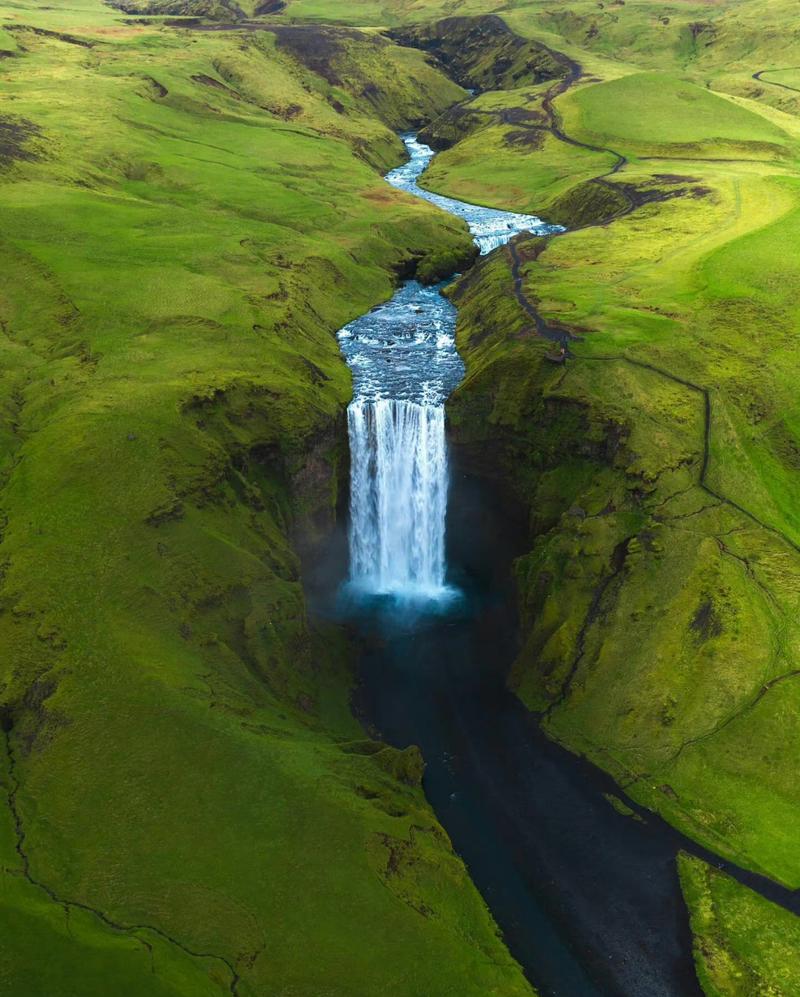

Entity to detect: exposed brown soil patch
[265,25,369,86]
[191,72,242,100]
[141,75,168,98]
[0,116,42,168]
[362,187,397,203]
[7,24,94,48]
[690,598,723,643]
[652,173,701,184]
[505,128,545,149]
[501,106,547,126]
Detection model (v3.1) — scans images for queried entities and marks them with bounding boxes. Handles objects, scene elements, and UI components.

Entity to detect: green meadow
[680,854,800,996]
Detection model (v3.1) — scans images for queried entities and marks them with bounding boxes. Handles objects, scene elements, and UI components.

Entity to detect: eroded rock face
[263,24,465,133]
[288,413,348,560]
[388,15,566,93]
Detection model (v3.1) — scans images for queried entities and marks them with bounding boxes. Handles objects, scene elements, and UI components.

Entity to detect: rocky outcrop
[389,15,567,93]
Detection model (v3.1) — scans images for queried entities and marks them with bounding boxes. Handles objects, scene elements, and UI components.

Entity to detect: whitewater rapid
[338,134,558,600]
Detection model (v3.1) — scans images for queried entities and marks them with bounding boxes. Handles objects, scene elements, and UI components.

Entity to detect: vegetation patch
[679,853,800,996]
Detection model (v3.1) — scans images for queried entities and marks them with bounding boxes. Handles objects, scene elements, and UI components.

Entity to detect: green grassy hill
[680,854,800,996]
[372,5,800,991]
[411,14,800,891]
[561,71,792,158]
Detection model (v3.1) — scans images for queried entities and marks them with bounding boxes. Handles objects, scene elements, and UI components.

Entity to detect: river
[338,135,555,602]
[333,135,704,997]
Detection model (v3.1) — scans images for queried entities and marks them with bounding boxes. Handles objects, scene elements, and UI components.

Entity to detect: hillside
[402,5,800,989]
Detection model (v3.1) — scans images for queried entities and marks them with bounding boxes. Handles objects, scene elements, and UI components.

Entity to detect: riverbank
[339,103,800,994]
[436,43,800,885]
[350,463,702,996]
[400,11,800,992]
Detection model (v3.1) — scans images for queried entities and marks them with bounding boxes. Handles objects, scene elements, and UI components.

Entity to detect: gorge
[330,128,797,997]
[339,135,552,601]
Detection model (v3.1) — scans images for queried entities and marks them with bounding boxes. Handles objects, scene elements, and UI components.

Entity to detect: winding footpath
[503,49,800,562]
[753,67,800,96]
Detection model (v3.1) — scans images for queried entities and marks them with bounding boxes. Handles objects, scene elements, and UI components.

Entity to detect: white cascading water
[338,134,561,601]
[348,399,448,595]
[338,278,463,601]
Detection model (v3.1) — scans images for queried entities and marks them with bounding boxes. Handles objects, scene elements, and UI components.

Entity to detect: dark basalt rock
[388,15,566,92]
[0,116,43,168]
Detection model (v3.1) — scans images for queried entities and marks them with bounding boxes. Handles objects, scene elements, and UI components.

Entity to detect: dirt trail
[538,51,638,217]
[753,68,800,95]
[503,49,800,559]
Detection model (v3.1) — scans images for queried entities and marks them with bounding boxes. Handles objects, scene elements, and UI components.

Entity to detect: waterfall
[348,398,449,598]
[339,134,560,604]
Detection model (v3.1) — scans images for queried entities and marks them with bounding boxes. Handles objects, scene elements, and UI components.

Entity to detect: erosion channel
[331,135,702,997]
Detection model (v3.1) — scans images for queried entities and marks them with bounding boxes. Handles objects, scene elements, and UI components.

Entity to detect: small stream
[333,136,704,997]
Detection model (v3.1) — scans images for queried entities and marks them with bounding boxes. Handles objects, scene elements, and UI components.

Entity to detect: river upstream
[333,137,704,997]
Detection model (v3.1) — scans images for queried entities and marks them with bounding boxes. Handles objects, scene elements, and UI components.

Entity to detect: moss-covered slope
[443,45,800,893]
[412,9,800,896]
[389,14,565,93]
